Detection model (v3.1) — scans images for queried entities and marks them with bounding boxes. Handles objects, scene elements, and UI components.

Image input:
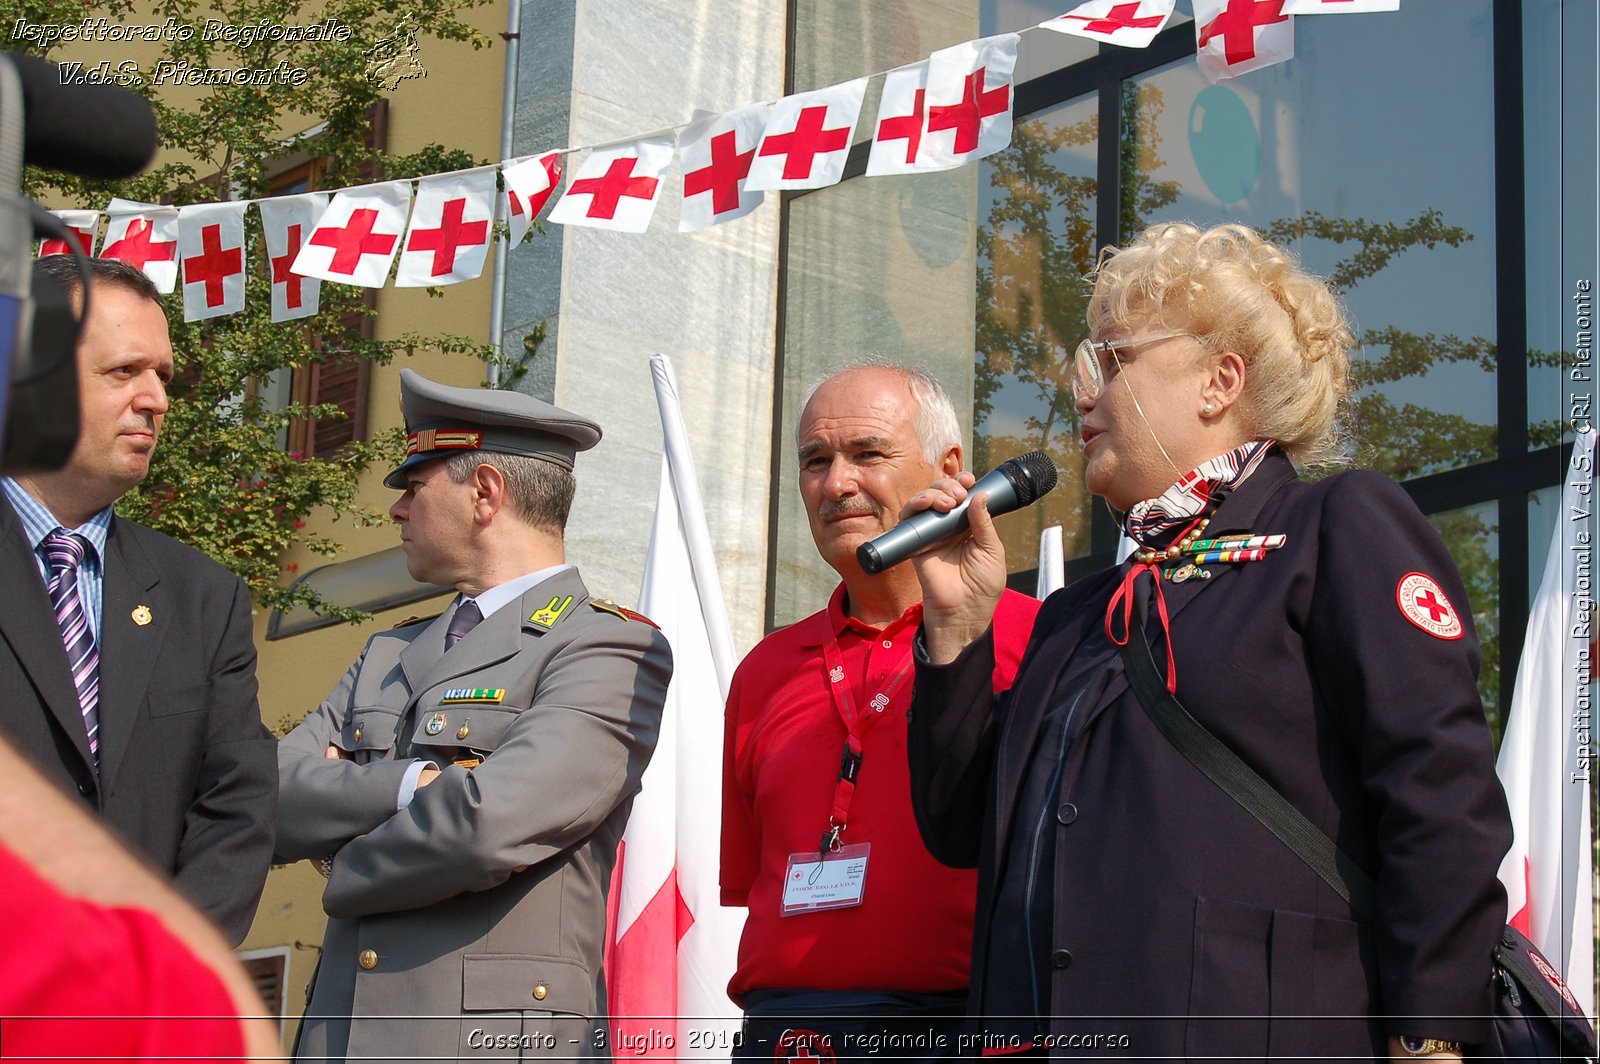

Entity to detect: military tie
[445,599,482,651]
[43,529,100,773]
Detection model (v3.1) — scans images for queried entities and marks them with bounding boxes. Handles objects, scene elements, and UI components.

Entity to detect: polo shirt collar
[797,583,925,647]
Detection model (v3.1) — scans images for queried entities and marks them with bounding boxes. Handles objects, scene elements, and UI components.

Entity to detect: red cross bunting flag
[1194,0,1294,82]
[549,134,674,234]
[292,181,412,287]
[678,103,767,232]
[38,211,99,258]
[745,77,869,192]
[258,192,329,323]
[866,62,932,177]
[100,200,179,293]
[500,150,563,247]
[919,34,1018,169]
[397,172,496,287]
[177,202,248,322]
[1282,0,1398,12]
[1040,0,1177,47]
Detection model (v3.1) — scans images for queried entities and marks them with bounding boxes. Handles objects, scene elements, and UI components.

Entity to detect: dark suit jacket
[0,492,277,946]
[910,452,1511,1058]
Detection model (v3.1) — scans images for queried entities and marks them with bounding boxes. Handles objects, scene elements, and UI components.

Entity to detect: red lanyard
[818,631,915,856]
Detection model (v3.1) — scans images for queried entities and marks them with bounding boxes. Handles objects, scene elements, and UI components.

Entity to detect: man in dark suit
[0,256,276,947]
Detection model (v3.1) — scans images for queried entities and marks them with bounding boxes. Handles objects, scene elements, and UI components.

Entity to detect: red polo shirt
[721,585,1040,1003]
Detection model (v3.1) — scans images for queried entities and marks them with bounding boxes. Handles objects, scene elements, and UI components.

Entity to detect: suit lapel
[0,496,95,771]
[98,520,167,791]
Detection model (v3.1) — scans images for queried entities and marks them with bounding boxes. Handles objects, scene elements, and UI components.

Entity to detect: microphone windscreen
[1004,451,1059,506]
[8,52,159,179]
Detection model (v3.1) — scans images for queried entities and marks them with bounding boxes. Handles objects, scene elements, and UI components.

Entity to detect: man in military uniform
[277,370,672,1062]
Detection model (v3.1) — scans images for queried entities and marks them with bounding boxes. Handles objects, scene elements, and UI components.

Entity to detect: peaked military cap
[384,369,602,489]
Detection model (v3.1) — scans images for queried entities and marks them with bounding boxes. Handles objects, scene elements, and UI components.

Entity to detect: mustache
[819,497,881,521]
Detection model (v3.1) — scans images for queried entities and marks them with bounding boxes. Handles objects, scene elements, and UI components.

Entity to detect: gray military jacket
[277,568,672,1062]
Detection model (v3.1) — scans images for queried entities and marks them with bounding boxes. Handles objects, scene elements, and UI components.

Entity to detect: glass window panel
[1124,3,1499,481]
[1529,485,1561,610]
[1430,501,1501,735]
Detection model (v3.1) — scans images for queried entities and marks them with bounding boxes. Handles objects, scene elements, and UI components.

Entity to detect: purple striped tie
[43,529,100,773]
[445,600,482,651]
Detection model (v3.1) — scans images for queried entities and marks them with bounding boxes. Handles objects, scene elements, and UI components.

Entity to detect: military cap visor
[384,369,602,489]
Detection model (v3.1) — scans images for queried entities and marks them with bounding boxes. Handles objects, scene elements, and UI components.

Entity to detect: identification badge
[780,843,870,915]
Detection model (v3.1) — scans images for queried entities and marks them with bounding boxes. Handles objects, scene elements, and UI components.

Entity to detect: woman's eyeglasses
[1071,332,1189,403]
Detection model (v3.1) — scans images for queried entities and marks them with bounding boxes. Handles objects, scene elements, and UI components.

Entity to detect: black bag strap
[1120,609,1378,920]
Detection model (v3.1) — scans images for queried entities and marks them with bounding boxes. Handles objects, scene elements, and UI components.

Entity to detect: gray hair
[795,362,961,464]
[443,450,575,535]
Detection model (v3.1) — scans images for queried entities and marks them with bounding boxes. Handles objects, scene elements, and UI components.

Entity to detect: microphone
[857,451,1059,575]
[6,52,159,178]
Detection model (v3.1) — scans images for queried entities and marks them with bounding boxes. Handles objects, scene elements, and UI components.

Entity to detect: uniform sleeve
[1306,471,1510,1042]
[275,645,420,862]
[170,575,278,947]
[320,620,672,918]
[719,665,757,906]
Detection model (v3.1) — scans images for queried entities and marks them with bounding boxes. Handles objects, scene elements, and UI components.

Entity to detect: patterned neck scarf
[1122,439,1277,548]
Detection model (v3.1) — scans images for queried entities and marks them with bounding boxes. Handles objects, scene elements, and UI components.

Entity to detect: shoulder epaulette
[590,598,660,629]
[391,612,440,629]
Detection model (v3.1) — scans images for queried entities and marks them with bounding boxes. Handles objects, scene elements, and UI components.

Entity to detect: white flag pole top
[100,200,180,293]
[499,150,563,247]
[291,180,413,287]
[1040,0,1178,47]
[647,351,737,696]
[745,76,870,192]
[177,201,249,322]
[1282,0,1399,12]
[258,192,330,323]
[1037,524,1066,598]
[395,171,497,288]
[39,210,100,258]
[1193,0,1295,83]
[919,33,1019,170]
[1496,426,1597,1019]
[548,134,674,234]
[678,103,769,233]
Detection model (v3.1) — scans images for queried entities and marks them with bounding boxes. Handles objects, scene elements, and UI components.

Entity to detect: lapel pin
[131,604,153,626]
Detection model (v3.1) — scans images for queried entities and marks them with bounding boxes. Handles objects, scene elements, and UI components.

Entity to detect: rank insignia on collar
[424,712,447,735]
[528,594,575,630]
[440,688,506,704]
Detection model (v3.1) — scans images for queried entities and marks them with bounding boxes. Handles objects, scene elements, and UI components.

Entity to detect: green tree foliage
[19,0,501,619]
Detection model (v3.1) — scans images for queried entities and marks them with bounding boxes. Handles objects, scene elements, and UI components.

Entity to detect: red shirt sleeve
[720,665,758,905]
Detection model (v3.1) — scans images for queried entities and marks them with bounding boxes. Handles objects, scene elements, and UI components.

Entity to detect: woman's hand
[903,472,1009,664]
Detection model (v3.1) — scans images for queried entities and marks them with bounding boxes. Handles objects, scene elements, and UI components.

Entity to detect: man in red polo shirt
[721,364,1041,1060]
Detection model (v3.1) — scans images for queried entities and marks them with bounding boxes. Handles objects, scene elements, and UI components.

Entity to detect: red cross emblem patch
[775,1029,836,1063]
[1396,572,1463,640]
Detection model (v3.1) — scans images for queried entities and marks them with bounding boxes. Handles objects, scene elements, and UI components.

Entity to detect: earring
[1202,402,1215,415]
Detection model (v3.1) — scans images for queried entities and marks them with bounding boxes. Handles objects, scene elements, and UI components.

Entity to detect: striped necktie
[43,529,100,773]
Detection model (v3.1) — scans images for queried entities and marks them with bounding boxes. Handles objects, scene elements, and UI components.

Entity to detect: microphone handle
[856,463,1024,575]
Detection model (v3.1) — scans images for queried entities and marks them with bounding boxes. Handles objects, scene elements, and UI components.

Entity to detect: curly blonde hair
[1087,222,1354,468]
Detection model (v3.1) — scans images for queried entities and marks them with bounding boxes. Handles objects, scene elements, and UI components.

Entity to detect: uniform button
[1051,949,1073,969]
[77,781,94,796]
[358,949,379,970]
[352,727,363,742]
[532,984,548,1001]
[456,724,470,740]
[1056,803,1078,825]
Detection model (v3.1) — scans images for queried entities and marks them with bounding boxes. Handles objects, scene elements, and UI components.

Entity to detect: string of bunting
[38,0,1398,323]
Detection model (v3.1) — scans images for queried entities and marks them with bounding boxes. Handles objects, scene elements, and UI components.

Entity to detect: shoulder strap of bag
[1120,609,1377,920]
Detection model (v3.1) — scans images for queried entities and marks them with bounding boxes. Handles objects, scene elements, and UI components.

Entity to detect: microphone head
[1000,451,1059,506]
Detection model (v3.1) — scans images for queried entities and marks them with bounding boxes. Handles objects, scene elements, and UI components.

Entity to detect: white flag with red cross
[258,193,330,323]
[678,104,767,233]
[100,200,180,293]
[500,150,563,247]
[865,62,934,177]
[38,210,99,258]
[177,202,248,322]
[1194,0,1294,82]
[919,34,1019,170]
[1282,0,1398,12]
[1040,0,1178,47]
[396,172,497,288]
[549,135,674,234]
[292,181,413,288]
[745,77,869,192]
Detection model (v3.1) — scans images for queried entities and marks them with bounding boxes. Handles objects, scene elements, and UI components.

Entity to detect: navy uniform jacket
[0,493,277,946]
[909,452,1511,1058]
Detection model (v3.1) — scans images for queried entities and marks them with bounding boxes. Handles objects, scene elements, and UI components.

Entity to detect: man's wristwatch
[1397,1036,1463,1056]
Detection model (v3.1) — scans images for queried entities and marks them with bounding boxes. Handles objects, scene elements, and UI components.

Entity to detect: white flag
[1040,0,1178,47]
[745,78,869,192]
[865,62,933,177]
[919,34,1018,169]
[100,200,179,293]
[549,135,673,234]
[1282,0,1397,12]
[608,353,744,1058]
[678,104,767,232]
[39,210,99,258]
[1193,0,1294,82]
[1496,427,1597,1019]
[500,150,563,247]
[258,193,330,323]
[396,172,496,287]
[1037,525,1065,598]
[292,181,413,287]
[177,202,248,322]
